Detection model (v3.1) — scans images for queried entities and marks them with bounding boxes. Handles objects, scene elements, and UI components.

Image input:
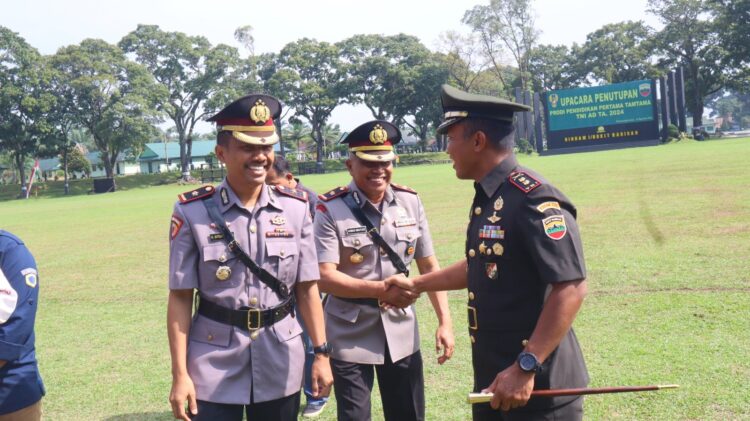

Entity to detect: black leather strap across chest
[341,191,410,277]
[202,196,292,300]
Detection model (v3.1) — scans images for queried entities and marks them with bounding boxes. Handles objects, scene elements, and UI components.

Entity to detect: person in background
[266,156,329,418]
[0,230,45,421]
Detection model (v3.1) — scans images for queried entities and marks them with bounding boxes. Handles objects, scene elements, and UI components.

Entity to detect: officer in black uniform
[386,85,589,420]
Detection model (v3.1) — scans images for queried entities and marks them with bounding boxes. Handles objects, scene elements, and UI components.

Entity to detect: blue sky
[2,0,659,131]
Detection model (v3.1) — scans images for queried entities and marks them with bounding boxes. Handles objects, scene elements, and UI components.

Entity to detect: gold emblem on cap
[216,265,232,281]
[350,252,364,264]
[250,99,271,124]
[369,124,388,144]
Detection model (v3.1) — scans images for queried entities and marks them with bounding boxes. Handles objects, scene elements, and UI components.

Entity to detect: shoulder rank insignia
[391,183,417,194]
[273,185,308,202]
[509,171,541,194]
[178,185,215,204]
[318,186,349,202]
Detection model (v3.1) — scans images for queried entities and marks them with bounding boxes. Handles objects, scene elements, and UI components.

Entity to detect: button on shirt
[169,180,319,404]
[0,231,45,415]
[314,181,434,364]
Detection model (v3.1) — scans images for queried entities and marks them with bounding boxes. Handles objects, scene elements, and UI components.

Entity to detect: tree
[119,25,239,181]
[528,44,581,92]
[281,119,312,152]
[576,21,658,85]
[462,0,538,92]
[337,34,433,124]
[436,31,494,92]
[0,27,57,197]
[648,0,726,127]
[50,39,164,179]
[713,0,750,91]
[66,143,91,176]
[402,55,450,146]
[268,39,345,167]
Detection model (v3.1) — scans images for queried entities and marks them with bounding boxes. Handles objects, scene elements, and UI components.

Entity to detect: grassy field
[1,138,748,420]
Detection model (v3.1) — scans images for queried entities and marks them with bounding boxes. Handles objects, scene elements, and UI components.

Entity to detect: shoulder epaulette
[509,171,542,194]
[391,183,417,194]
[273,185,309,202]
[318,186,349,202]
[178,185,216,204]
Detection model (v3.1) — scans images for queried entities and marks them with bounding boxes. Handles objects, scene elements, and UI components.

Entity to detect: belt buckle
[247,308,261,331]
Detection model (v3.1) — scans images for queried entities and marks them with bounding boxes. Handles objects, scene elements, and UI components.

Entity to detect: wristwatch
[313,342,332,356]
[517,351,541,373]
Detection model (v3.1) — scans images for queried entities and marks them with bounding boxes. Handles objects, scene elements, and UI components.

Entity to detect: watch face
[519,353,538,371]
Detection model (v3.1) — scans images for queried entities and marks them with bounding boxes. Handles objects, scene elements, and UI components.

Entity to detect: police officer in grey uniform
[314,120,454,421]
[167,94,332,421]
[387,85,589,420]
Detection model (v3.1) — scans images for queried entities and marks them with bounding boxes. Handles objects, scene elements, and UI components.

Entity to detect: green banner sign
[546,80,655,132]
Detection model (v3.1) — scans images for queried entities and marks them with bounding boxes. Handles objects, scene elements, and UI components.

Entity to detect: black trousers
[331,348,425,421]
[189,392,300,421]
[472,396,583,421]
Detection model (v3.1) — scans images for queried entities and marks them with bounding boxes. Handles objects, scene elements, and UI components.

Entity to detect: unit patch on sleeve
[509,171,541,193]
[21,268,38,288]
[536,201,561,213]
[542,215,567,240]
[170,214,184,240]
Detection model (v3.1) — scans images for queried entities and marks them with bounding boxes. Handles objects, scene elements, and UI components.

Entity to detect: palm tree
[281,120,313,153]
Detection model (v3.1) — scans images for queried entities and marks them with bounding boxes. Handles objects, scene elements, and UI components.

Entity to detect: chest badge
[479,225,505,239]
[485,263,498,280]
[492,243,504,256]
[271,215,286,225]
[216,265,232,281]
[494,197,504,211]
[406,246,415,255]
[487,211,501,223]
[478,242,488,255]
[350,252,364,264]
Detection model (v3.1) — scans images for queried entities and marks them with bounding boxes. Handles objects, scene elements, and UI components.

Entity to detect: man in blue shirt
[0,230,45,420]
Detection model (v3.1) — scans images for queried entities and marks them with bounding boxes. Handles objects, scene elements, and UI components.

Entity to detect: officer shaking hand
[386,85,589,421]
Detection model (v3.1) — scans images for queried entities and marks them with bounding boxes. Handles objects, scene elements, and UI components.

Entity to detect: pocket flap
[325,298,361,323]
[396,229,421,242]
[265,241,298,259]
[272,314,303,342]
[341,235,373,249]
[202,244,235,262]
[190,315,233,348]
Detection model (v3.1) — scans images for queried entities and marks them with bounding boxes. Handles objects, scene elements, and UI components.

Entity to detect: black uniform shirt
[466,154,589,411]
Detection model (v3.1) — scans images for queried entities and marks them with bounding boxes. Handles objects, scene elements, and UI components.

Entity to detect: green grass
[1,137,748,420]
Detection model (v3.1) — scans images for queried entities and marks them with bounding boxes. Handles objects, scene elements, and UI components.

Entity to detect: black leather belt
[197,296,295,331]
[334,296,379,307]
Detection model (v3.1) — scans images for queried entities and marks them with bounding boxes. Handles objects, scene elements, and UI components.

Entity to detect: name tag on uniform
[345,226,367,236]
[394,217,416,227]
[266,228,294,238]
[209,233,225,241]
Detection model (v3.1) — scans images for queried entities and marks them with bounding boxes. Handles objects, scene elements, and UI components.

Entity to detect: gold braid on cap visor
[232,131,279,145]
[348,145,394,152]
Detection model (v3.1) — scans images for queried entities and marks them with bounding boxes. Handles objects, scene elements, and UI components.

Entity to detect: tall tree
[50,39,164,179]
[528,44,581,92]
[0,27,57,197]
[337,34,432,124]
[648,0,725,126]
[402,55,450,146]
[268,39,345,167]
[576,21,658,85]
[119,25,239,181]
[462,0,538,92]
[712,0,750,91]
[281,119,312,152]
[436,31,494,92]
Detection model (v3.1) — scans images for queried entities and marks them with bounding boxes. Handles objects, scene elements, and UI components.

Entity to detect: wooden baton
[467,384,679,404]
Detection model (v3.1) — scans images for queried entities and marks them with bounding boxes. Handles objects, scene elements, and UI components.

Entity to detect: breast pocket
[201,244,240,288]
[396,229,421,263]
[265,240,298,283]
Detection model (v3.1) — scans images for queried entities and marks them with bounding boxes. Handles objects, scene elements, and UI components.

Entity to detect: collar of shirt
[477,154,519,198]
[347,180,396,213]
[217,179,283,214]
